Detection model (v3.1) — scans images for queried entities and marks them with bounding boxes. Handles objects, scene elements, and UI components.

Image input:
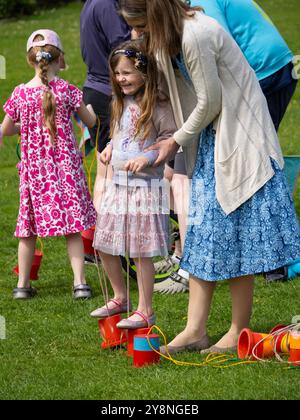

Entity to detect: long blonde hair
[109,40,166,140]
[119,0,202,56]
[27,35,61,143]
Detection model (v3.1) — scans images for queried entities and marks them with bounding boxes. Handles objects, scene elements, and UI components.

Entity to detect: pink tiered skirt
[93,182,169,258]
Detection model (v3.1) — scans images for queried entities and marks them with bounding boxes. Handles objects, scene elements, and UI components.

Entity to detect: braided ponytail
[38,60,57,143]
[27,35,61,145]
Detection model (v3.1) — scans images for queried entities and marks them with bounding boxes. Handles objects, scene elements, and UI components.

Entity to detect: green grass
[0,1,300,400]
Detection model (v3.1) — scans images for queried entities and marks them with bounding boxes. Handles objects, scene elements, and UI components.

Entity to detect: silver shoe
[73,284,92,299]
[13,287,37,300]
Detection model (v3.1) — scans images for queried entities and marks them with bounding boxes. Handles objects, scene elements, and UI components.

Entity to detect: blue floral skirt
[181,126,300,281]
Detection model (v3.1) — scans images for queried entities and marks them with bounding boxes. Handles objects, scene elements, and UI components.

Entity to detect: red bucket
[133,334,160,368]
[13,249,43,281]
[81,226,96,256]
[98,314,127,349]
[127,327,151,357]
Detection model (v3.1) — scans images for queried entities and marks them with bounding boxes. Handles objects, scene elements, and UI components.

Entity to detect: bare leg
[164,165,183,257]
[132,257,155,319]
[93,154,113,212]
[98,251,127,305]
[17,236,37,288]
[214,275,255,348]
[66,233,87,286]
[167,276,216,346]
[171,174,190,255]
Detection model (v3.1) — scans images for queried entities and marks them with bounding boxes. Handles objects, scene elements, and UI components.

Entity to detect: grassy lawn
[0,0,300,400]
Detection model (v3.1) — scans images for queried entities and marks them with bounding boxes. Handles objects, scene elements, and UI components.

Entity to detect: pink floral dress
[4,77,96,238]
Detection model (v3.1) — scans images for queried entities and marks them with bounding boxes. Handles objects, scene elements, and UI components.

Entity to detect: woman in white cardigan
[119,0,300,354]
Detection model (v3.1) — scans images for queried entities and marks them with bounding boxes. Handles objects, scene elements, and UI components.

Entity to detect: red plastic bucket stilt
[127,327,151,357]
[81,226,96,256]
[133,334,160,368]
[98,314,127,349]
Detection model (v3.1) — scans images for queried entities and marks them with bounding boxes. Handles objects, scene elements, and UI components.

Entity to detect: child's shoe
[84,254,101,265]
[13,286,37,300]
[73,284,92,299]
[90,298,132,318]
[116,310,156,329]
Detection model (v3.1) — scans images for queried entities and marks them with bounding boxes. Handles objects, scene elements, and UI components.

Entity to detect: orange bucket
[81,226,95,256]
[238,326,290,359]
[13,249,43,281]
[269,325,290,354]
[98,314,127,349]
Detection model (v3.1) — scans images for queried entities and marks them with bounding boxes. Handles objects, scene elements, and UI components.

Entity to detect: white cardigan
[158,12,284,215]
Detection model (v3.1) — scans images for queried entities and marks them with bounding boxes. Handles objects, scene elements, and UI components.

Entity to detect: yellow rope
[37,237,44,254]
[145,325,257,369]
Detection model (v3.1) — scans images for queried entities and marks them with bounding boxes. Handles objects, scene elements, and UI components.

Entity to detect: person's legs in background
[154,153,190,293]
[83,88,113,264]
[260,62,298,132]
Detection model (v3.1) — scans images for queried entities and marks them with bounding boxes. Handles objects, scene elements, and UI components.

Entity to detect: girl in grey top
[91,41,177,329]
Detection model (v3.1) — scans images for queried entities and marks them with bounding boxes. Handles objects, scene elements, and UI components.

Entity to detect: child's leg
[214,275,254,348]
[98,251,127,303]
[132,257,155,318]
[165,276,216,347]
[17,236,37,288]
[66,233,86,286]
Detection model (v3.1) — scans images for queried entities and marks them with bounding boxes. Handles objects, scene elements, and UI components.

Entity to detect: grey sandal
[13,287,37,300]
[73,284,92,300]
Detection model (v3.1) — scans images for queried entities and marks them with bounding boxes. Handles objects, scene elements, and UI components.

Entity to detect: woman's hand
[125,156,149,173]
[145,137,180,166]
[100,144,112,164]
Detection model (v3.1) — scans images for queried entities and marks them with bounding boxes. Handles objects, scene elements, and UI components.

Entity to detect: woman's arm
[173,19,222,147]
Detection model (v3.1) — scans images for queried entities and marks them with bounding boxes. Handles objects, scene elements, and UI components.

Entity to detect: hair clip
[36,51,52,63]
[113,49,148,71]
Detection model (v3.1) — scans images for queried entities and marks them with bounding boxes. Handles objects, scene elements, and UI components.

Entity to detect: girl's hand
[125,156,149,173]
[145,137,180,167]
[100,144,112,164]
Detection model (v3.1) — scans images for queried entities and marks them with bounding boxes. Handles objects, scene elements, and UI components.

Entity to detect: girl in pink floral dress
[1,30,97,300]
[90,41,177,328]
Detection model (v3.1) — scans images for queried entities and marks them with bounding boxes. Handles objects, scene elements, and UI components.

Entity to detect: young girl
[119,0,300,353]
[90,41,177,328]
[1,30,97,300]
